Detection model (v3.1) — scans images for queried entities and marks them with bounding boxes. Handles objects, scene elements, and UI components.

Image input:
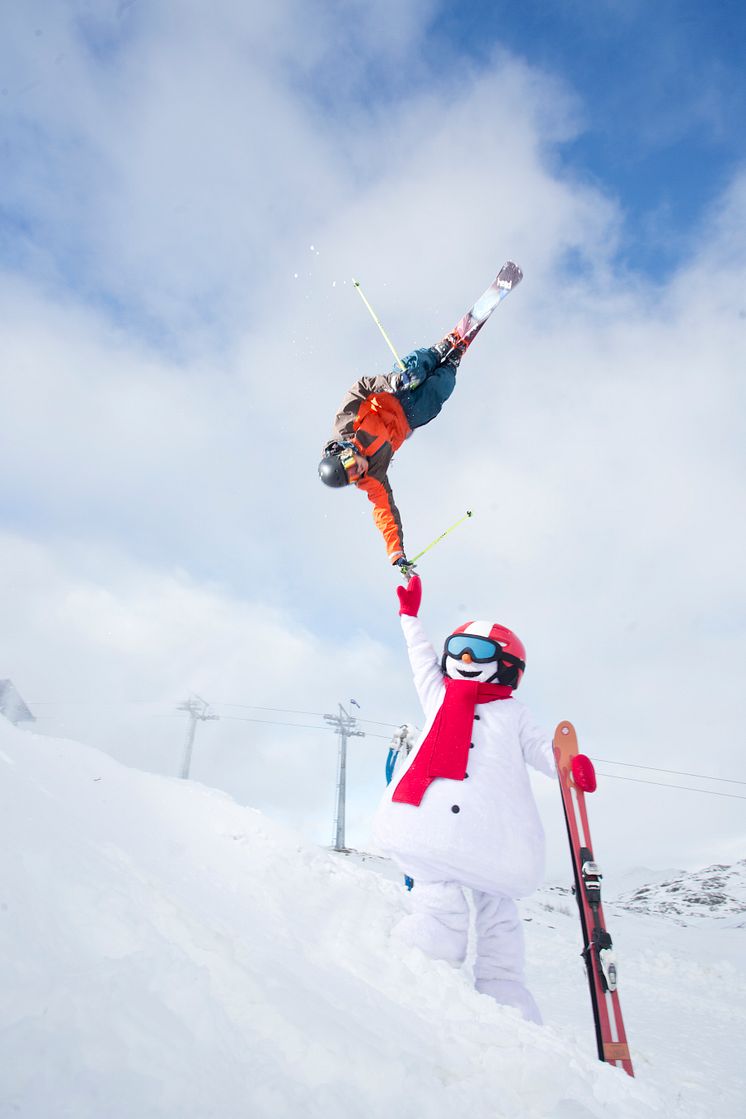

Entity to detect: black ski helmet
[318,452,350,488]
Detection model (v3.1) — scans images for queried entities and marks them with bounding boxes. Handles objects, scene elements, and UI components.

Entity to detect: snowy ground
[1,720,743,1118]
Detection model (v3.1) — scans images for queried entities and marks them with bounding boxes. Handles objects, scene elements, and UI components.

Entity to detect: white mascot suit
[372,574,556,1024]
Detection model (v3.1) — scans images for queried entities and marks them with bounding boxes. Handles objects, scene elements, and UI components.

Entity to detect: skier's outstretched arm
[358,471,405,564]
[396,576,445,715]
[518,704,557,778]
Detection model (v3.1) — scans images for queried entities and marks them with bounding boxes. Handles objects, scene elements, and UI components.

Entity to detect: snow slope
[1,720,743,1118]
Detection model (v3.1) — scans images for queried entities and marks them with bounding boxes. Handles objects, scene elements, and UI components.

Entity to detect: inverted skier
[318,336,463,572]
[318,263,522,571]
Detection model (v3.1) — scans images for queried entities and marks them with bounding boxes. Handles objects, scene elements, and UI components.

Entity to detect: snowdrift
[0,720,734,1117]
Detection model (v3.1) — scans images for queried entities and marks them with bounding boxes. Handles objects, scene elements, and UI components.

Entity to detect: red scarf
[392,677,512,806]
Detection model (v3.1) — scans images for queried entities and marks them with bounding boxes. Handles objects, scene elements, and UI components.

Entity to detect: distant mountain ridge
[362,851,746,927]
[615,860,746,924]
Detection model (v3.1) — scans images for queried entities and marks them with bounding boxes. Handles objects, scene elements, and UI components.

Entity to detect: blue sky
[0,1,744,875]
[432,1,746,278]
[3,3,745,332]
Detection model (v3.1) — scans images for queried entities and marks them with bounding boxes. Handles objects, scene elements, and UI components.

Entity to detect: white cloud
[0,532,414,841]
[0,3,744,875]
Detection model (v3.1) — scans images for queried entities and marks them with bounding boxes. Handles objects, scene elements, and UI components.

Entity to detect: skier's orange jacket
[328,375,412,562]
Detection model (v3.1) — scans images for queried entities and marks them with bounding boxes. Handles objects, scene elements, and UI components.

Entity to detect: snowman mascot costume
[372,574,556,1024]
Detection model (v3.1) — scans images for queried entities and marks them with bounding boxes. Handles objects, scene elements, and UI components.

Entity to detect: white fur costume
[372,615,556,1022]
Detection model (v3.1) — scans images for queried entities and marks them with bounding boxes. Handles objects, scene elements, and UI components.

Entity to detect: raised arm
[396,576,445,716]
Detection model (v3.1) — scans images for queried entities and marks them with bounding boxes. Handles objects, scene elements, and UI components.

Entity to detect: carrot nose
[461,652,473,664]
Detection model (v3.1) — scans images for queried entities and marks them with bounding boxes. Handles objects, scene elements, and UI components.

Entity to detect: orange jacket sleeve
[357,473,405,563]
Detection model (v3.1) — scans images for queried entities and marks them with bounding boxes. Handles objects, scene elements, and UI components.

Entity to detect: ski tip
[553,720,579,761]
[497,261,524,290]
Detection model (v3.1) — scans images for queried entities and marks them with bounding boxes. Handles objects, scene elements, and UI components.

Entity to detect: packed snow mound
[616,861,746,924]
[0,721,660,1119]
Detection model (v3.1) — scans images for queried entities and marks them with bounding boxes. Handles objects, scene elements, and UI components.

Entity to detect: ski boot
[431,331,464,368]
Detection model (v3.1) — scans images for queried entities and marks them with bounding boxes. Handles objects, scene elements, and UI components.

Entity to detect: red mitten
[571,753,597,793]
[396,574,422,617]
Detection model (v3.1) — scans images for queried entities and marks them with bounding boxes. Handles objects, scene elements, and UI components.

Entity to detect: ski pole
[410,510,474,566]
[352,278,406,371]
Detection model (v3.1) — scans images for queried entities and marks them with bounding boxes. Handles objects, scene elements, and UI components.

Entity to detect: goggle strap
[339,448,357,476]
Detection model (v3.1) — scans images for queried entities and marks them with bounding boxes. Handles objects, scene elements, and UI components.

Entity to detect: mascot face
[442,621,502,684]
[442,620,527,688]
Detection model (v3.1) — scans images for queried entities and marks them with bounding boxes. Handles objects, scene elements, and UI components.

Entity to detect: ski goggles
[444,634,503,662]
[339,445,360,481]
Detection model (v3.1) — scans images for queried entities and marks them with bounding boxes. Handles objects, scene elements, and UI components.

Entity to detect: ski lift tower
[324,702,365,852]
[177,694,219,779]
[0,680,35,726]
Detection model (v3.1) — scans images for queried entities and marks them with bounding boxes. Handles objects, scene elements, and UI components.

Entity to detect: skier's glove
[390,348,439,393]
[393,555,416,577]
[396,573,422,617]
[571,753,597,793]
[389,361,419,393]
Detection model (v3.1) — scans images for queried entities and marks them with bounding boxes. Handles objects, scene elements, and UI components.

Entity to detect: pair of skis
[554,721,635,1077]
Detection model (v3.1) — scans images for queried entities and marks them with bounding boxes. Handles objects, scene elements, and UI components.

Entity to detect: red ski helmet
[442,620,526,688]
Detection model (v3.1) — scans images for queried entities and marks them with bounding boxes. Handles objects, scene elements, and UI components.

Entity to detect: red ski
[553,720,634,1077]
